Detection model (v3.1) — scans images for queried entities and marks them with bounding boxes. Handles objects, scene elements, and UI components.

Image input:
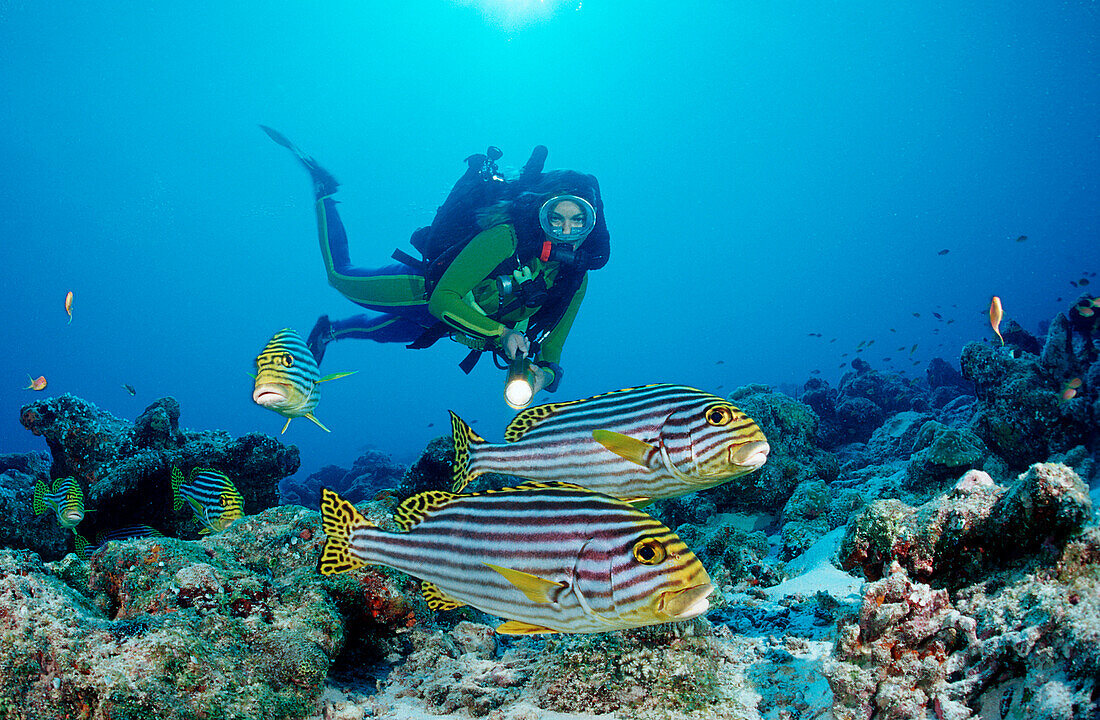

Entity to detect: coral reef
[961,323,1096,474]
[827,527,1100,720]
[19,394,299,553]
[3,297,1099,720]
[280,450,405,508]
[0,502,420,720]
[824,563,981,720]
[839,464,1092,585]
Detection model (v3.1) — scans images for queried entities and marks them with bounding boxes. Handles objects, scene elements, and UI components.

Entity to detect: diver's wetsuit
[315,196,587,387]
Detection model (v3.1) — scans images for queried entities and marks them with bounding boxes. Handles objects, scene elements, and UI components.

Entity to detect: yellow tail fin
[317,488,374,575]
[449,410,485,493]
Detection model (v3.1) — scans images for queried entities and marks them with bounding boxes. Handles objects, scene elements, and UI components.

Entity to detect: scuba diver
[262,126,609,405]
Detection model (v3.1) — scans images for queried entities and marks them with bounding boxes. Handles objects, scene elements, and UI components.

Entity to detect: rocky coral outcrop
[839,464,1092,586]
[824,563,980,720]
[828,526,1100,720]
[0,502,421,720]
[903,421,1008,495]
[18,394,299,553]
[961,338,1094,472]
[280,450,405,508]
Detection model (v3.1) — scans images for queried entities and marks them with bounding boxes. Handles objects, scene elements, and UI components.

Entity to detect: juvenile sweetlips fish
[252,328,355,433]
[450,384,770,505]
[33,477,84,529]
[171,467,244,535]
[318,483,713,634]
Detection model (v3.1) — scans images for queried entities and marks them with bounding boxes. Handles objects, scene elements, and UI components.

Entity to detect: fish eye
[282,353,294,367]
[632,538,666,565]
[705,405,735,426]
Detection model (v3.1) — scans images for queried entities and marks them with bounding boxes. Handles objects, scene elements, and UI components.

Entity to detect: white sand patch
[763,527,863,603]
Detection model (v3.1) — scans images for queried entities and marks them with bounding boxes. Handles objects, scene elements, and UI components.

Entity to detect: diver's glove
[534,361,562,393]
[499,329,530,360]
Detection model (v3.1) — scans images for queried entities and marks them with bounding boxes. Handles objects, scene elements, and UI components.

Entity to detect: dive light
[504,351,535,409]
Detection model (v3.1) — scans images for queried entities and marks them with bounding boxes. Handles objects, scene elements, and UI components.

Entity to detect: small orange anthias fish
[989,296,1004,346]
[65,290,74,324]
[1060,377,1083,401]
[25,375,47,391]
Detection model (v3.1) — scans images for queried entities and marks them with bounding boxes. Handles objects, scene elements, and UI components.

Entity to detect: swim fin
[260,124,340,198]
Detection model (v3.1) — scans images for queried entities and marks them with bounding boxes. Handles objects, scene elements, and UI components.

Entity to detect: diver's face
[545,200,587,241]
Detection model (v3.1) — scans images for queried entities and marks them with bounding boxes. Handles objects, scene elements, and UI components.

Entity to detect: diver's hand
[500,330,529,361]
[529,364,551,396]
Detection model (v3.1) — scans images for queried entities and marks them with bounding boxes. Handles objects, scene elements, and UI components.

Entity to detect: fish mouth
[729,440,770,469]
[657,582,714,620]
[252,383,290,407]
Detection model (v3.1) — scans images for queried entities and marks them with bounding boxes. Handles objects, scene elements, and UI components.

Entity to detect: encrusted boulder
[903,421,1008,495]
[19,394,299,553]
[839,464,1092,586]
[824,564,980,720]
[961,337,1094,471]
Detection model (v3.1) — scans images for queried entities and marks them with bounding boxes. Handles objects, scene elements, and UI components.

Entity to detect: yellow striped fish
[318,482,713,634]
[450,384,770,504]
[251,328,355,433]
[172,467,244,535]
[33,477,84,529]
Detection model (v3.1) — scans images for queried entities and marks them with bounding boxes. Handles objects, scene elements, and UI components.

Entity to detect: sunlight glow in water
[453,0,579,30]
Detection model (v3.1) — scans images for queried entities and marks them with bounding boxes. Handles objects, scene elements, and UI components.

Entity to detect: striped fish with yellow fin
[450,384,769,505]
[318,482,713,634]
[33,477,84,529]
[251,328,355,433]
[172,467,244,535]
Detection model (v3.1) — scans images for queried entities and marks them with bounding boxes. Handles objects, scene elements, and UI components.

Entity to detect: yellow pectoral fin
[483,562,564,604]
[626,497,654,510]
[592,429,655,467]
[305,413,331,432]
[281,418,292,434]
[319,371,357,383]
[495,620,560,635]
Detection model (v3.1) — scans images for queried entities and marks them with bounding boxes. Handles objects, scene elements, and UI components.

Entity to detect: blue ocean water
[1,0,1096,479]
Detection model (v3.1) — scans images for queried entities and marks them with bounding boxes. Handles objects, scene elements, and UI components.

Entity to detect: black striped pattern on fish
[252,327,356,433]
[171,467,244,534]
[75,525,164,559]
[32,477,84,529]
[254,328,322,414]
[318,482,712,634]
[451,384,769,502]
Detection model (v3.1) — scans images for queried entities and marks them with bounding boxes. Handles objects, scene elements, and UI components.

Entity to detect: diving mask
[538,194,596,245]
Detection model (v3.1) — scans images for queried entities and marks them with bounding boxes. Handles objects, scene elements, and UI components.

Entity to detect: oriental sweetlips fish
[74,525,164,559]
[251,328,355,433]
[33,477,84,529]
[318,482,713,634]
[171,467,244,535]
[450,384,770,505]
